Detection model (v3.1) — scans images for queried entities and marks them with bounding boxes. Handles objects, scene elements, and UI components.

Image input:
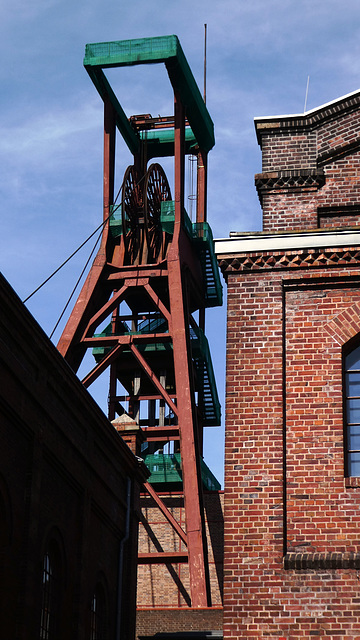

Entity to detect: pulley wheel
[144,163,172,262]
[121,165,143,262]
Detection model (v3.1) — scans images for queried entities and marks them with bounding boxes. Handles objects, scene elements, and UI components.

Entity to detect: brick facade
[136,608,223,638]
[216,89,360,638]
[136,490,224,638]
[255,91,360,233]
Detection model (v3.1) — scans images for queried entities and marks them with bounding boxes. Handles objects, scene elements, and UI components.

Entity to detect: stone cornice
[215,229,360,255]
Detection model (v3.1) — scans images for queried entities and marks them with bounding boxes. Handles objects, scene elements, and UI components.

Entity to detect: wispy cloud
[0,100,100,159]
[1,0,360,483]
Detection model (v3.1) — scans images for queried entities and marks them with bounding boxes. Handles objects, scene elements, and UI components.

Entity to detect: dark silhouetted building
[0,273,148,639]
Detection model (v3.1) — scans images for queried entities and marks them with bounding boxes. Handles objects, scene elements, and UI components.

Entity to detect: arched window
[0,485,11,550]
[344,343,360,476]
[90,583,107,640]
[39,544,61,639]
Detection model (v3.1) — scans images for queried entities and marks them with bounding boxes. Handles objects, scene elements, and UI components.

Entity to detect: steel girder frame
[57,37,215,608]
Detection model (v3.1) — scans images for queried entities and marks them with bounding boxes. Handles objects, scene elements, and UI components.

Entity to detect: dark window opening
[344,344,360,476]
[90,584,107,640]
[39,548,60,639]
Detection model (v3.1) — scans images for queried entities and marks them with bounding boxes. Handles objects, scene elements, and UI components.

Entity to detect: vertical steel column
[173,91,185,233]
[166,91,209,608]
[196,149,208,224]
[103,96,116,223]
[108,307,119,421]
[197,148,208,436]
[104,98,117,421]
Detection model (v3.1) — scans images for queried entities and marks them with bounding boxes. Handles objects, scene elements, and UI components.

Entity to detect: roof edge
[215,228,360,256]
[254,88,360,145]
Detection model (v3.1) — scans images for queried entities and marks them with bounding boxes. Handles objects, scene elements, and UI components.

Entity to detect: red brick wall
[136,608,223,638]
[220,90,360,638]
[317,109,360,158]
[223,261,360,638]
[261,131,317,173]
[256,94,360,232]
[259,189,320,232]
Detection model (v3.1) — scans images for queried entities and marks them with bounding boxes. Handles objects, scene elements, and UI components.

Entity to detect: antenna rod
[204,23,207,104]
[304,75,310,113]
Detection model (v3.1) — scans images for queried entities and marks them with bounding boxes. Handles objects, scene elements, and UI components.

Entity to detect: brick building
[0,273,148,639]
[216,89,360,638]
[136,489,224,638]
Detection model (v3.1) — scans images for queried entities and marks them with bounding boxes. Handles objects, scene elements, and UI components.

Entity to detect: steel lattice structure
[57,36,222,608]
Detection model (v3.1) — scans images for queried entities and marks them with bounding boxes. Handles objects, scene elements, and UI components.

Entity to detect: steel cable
[49,229,102,339]
[22,168,148,339]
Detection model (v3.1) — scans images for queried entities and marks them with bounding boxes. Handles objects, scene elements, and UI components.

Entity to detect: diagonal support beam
[143,481,187,545]
[81,283,129,341]
[144,283,171,324]
[81,342,127,388]
[130,343,178,417]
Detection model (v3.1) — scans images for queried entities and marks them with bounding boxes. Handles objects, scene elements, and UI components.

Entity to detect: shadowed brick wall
[136,490,223,638]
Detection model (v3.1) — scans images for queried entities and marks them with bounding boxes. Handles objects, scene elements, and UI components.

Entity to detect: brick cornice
[218,246,360,276]
[255,90,360,145]
[317,137,360,166]
[255,169,325,203]
[284,552,360,571]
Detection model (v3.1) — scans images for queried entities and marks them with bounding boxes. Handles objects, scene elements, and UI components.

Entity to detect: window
[90,584,107,640]
[344,344,360,476]
[39,547,61,639]
[0,483,11,548]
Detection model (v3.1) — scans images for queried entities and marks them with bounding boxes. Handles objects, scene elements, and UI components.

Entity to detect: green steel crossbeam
[84,35,215,155]
[139,128,198,159]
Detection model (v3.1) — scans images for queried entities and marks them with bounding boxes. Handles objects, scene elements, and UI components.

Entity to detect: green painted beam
[84,35,215,154]
[84,35,179,68]
[140,127,197,159]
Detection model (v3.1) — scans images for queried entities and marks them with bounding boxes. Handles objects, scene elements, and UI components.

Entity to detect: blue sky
[1,0,360,485]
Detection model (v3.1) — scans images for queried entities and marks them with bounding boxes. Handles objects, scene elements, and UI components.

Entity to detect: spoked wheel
[121,165,144,264]
[144,163,172,262]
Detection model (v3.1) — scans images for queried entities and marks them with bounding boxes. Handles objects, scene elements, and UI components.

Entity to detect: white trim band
[215,230,360,257]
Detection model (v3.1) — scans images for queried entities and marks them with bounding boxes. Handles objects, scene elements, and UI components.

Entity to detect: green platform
[93,318,220,428]
[109,202,222,309]
[144,453,221,491]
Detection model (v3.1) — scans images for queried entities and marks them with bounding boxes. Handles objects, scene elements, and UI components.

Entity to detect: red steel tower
[57,36,222,609]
